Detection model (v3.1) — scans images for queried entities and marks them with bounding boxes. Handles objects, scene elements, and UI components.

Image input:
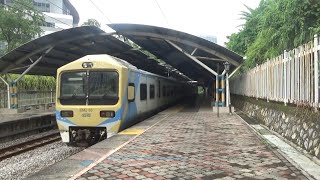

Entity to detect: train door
[148,77,156,112]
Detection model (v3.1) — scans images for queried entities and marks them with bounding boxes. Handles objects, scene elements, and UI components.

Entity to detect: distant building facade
[0,0,79,56]
[33,0,79,35]
[199,35,218,44]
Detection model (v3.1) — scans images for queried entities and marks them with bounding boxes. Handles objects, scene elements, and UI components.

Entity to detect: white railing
[231,35,320,107]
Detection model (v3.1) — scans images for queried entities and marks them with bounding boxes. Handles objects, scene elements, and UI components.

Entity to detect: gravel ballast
[0,141,83,180]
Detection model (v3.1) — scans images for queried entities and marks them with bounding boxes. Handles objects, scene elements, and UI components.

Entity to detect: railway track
[0,132,61,161]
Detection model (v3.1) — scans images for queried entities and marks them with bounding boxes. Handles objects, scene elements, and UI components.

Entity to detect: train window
[60,71,119,105]
[88,71,119,105]
[60,71,87,105]
[140,84,147,100]
[150,84,155,99]
[167,86,170,96]
[163,86,166,97]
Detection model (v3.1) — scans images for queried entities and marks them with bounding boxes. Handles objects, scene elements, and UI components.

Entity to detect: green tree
[226,0,320,70]
[82,19,101,28]
[0,0,44,52]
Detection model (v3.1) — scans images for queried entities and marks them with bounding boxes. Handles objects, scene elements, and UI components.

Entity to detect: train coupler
[69,126,107,146]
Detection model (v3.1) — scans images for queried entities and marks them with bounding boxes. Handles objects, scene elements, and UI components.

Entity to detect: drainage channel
[236,111,320,180]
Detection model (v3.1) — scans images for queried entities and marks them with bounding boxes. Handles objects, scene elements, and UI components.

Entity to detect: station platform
[0,111,55,142]
[28,97,308,180]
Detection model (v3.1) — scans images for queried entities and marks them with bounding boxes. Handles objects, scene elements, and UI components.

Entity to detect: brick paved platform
[73,98,307,180]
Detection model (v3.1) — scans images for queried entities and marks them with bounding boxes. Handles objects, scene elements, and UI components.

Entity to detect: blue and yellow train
[55,54,194,145]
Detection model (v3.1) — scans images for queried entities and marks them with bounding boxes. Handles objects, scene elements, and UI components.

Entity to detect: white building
[2,0,79,35]
[0,0,79,56]
[33,0,79,35]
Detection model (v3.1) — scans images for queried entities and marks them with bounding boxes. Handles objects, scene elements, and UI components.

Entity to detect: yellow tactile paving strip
[119,129,144,135]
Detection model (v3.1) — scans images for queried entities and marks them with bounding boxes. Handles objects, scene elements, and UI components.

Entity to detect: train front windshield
[59,71,119,105]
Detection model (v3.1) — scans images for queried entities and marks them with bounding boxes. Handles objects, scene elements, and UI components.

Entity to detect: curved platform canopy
[0,24,243,83]
[0,26,175,79]
[108,24,243,83]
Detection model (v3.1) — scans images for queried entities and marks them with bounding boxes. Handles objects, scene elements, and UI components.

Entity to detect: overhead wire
[154,0,169,26]
[88,0,112,23]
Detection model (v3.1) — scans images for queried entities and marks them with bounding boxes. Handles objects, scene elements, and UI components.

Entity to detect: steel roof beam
[14,47,54,83]
[165,40,218,77]
[125,38,204,80]
[195,56,225,62]
[120,32,240,66]
[1,32,115,74]
[191,48,197,55]
[229,64,242,79]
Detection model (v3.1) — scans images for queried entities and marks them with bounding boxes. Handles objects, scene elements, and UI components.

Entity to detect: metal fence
[231,35,320,107]
[0,90,55,108]
[0,89,8,108]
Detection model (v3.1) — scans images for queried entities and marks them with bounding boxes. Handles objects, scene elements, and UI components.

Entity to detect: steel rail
[0,132,61,161]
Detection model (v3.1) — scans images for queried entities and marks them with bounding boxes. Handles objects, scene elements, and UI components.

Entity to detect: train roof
[57,54,137,71]
[58,54,185,83]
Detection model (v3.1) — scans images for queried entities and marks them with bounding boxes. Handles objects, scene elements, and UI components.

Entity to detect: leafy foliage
[0,1,52,92]
[0,0,44,52]
[226,0,320,70]
[82,19,101,28]
[0,74,56,91]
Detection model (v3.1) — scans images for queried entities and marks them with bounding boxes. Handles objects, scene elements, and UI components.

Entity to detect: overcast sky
[69,0,260,46]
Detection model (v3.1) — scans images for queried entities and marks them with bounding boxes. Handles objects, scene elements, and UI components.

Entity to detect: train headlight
[100,111,115,118]
[61,110,73,117]
[82,62,93,68]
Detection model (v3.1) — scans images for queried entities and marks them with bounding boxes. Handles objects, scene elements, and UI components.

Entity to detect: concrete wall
[0,113,56,143]
[232,95,320,159]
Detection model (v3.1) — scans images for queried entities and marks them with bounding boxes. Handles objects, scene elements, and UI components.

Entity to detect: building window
[62,2,71,15]
[140,84,147,101]
[150,84,155,99]
[33,1,50,12]
[42,22,55,27]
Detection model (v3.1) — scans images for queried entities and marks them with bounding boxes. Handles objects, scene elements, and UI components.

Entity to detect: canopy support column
[0,75,10,109]
[226,72,230,107]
